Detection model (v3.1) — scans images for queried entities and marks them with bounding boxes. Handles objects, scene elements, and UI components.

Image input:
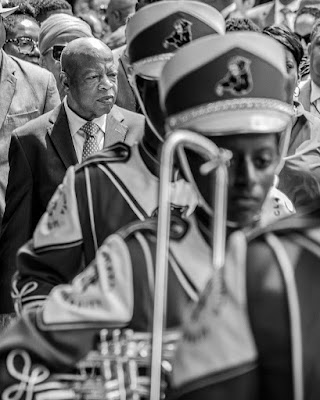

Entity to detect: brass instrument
[39,130,230,400]
[49,329,181,400]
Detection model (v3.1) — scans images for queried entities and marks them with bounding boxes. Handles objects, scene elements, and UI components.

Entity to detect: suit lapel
[299,80,311,112]
[104,105,128,148]
[48,105,78,169]
[0,51,17,130]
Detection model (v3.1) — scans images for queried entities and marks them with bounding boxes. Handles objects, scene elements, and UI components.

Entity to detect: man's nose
[99,74,114,89]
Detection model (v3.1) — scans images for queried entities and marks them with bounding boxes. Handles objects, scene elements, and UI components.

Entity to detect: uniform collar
[63,96,107,138]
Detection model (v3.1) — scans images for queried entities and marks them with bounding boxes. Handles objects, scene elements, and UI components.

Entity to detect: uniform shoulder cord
[265,233,303,400]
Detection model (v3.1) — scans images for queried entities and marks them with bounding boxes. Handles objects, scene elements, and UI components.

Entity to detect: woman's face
[284,48,298,103]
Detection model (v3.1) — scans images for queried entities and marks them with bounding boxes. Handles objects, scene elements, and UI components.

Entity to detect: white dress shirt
[63,97,106,162]
[310,80,320,118]
[275,0,301,31]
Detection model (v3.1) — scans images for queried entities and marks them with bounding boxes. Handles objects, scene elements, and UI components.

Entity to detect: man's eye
[87,75,99,80]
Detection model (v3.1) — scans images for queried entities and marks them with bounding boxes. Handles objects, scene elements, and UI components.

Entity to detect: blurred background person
[294,6,320,79]
[299,19,320,116]
[102,0,136,49]
[248,0,302,31]
[78,12,104,38]
[223,0,256,19]
[39,13,93,99]
[2,0,40,65]
[263,25,320,209]
[30,0,73,23]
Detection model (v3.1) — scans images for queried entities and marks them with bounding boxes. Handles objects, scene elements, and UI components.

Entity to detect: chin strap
[128,72,165,144]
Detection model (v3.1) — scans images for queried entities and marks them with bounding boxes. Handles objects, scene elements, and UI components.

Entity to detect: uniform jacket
[10,143,198,314]
[0,105,145,314]
[246,1,275,29]
[1,210,320,399]
[0,50,60,222]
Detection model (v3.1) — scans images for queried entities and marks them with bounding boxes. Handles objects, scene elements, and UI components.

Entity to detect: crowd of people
[0,0,319,398]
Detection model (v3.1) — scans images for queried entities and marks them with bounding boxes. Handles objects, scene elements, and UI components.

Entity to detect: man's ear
[59,70,70,92]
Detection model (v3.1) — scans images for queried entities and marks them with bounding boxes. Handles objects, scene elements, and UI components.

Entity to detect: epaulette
[75,143,131,172]
[117,215,189,242]
[248,203,320,242]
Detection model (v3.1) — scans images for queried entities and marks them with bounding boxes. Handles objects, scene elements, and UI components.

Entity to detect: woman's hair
[263,25,304,68]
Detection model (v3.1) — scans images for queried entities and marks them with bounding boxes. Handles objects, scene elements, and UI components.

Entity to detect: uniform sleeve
[0,234,134,397]
[43,72,60,114]
[12,167,84,314]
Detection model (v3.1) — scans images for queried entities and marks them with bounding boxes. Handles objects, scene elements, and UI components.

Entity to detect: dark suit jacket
[0,102,144,313]
[0,50,60,222]
[247,1,275,29]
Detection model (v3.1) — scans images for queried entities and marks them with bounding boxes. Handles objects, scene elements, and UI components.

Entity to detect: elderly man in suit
[0,3,60,224]
[247,0,301,30]
[0,37,144,323]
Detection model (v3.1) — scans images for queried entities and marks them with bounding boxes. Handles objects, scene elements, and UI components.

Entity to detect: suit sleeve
[0,134,33,314]
[0,234,134,396]
[43,72,60,114]
[12,166,84,313]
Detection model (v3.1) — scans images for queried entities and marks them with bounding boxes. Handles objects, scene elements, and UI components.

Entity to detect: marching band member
[10,1,225,314]
[0,33,306,399]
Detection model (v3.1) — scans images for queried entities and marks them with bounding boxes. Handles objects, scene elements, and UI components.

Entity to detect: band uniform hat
[126,0,225,80]
[0,2,18,18]
[160,32,294,135]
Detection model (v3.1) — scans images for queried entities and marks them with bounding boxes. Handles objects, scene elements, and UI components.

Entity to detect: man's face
[4,17,40,65]
[309,30,320,86]
[66,50,118,120]
[189,133,280,228]
[294,13,315,54]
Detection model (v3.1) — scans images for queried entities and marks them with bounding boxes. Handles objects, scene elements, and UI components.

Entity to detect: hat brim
[0,5,19,18]
[132,54,174,80]
[166,98,293,135]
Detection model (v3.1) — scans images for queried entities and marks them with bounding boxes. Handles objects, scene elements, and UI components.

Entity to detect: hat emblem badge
[163,18,193,49]
[216,56,253,97]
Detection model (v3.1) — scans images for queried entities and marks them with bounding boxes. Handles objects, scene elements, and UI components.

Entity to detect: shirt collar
[275,0,300,13]
[63,96,107,138]
[310,80,320,104]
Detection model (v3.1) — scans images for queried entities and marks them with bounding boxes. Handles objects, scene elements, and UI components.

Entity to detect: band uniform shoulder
[40,233,134,329]
[74,143,131,173]
[247,204,320,242]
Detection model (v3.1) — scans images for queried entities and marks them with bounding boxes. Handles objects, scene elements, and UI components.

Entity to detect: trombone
[150,129,231,400]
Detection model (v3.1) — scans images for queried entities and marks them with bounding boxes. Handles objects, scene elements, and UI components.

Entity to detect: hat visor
[166,99,293,135]
[132,54,174,80]
[0,5,19,18]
